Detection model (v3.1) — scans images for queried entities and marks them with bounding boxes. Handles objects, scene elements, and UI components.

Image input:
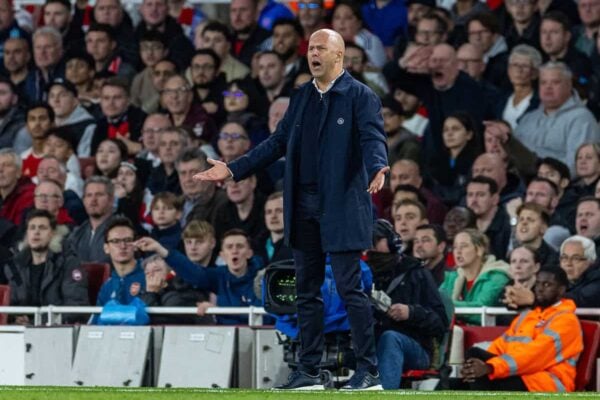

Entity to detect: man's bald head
[429,44,459,90]
[308,28,345,86]
[390,159,423,192]
[472,153,507,191]
[457,43,485,81]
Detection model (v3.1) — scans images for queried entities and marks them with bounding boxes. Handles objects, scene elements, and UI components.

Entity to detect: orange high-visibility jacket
[485,299,583,392]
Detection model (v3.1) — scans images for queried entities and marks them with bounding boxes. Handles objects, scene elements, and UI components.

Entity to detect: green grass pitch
[0,388,599,400]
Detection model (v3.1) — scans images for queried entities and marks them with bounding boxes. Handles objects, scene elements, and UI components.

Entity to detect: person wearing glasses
[95,216,146,307]
[3,209,88,325]
[188,48,228,127]
[222,79,270,146]
[136,113,172,168]
[160,74,217,144]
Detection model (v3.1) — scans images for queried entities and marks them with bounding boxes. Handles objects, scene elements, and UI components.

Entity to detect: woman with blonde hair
[441,228,510,325]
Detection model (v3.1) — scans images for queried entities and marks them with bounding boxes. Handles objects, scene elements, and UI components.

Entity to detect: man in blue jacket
[135,229,264,325]
[194,29,389,390]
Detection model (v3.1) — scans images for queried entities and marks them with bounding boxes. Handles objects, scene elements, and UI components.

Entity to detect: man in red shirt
[0,148,35,225]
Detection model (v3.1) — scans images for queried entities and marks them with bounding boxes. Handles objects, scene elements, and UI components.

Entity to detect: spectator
[24,27,65,104]
[136,112,171,167]
[42,129,83,195]
[93,138,127,179]
[95,216,146,306]
[217,121,250,163]
[182,219,217,266]
[466,176,511,261]
[21,103,54,178]
[496,45,542,129]
[559,235,600,308]
[467,12,509,89]
[229,0,270,67]
[91,77,147,156]
[574,0,600,57]
[271,18,308,86]
[0,77,28,152]
[331,1,386,69]
[413,223,449,286]
[503,0,540,49]
[460,266,582,392]
[188,48,228,126]
[64,51,96,107]
[135,0,194,70]
[178,148,228,226]
[415,12,448,46]
[514,202,559,267]
[345,42,389,98]
[256,51,292,105]
[451,0,489,28]
[575,197,600,250]
[160,74,216,144]
[392,199,428,253]
[146,127,188,195]
[43,0,84,53]
[369,220,447,390]
[540,11,592,85]
[92,0,137,65]
[113,161,151,228]
[47,78,96,157]
[36,156,85,221]
[257,0,294,32]
[380,96,419,165]
[390,43,486,158]
[268,96,289,134]
[85,23,136,82]
[406,0,434,28]
[392,85,428,138]
[571,143,600,198]
[33,179,74,226]
[3,209,88,325]
[3,38,31,98]
[213,175,267,249]
[514,62,600,175]
[222,80,270,145]
[389,159,447,224]
[66,176,115,263]
[296,0,327,46]
[471,152,525,207]
[0,0,29,60]
[361,0,407,49]
[443,206,477,249]
[430,112,482,207]
[441,228,510,325]
[139,253,213,324]
[0,148,35,225]
[500,246,540,314]
[150,191,183,251]
[136,229,265,325]
[198,21,250,82]
[130,31,168,114]
[257,191,292,264]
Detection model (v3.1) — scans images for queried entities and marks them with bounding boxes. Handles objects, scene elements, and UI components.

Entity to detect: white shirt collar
[312,69,345,95]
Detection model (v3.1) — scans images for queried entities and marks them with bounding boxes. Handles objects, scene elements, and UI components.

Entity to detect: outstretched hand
[368,166,390,194]
[193,158,233,182]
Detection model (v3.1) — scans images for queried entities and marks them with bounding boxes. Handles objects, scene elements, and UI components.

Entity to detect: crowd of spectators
[0,0,599,391]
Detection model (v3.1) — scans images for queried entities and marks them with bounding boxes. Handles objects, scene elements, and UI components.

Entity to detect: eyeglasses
[559,255,588,264]
[508,62,532,71]
[106,237,135,246]
[222,90,246,98]
[162,87,190,96]
[219,132,248,141]
[297,2,320,9]
[35,194,61,200]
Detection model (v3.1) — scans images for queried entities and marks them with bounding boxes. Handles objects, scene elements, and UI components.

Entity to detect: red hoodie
[0,177,35,225]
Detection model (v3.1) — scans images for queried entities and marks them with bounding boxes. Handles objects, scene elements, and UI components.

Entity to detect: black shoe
[340,370,383,391]
[274,370,330,390]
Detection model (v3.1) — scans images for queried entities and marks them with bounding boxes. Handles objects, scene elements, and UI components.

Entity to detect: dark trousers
[459,347,528,391]
[292,187,377,374]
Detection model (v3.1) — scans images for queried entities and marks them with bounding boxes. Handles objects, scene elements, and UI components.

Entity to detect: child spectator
[150,192,183,251]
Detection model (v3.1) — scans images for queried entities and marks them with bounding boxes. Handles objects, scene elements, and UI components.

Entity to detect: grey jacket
[514,94,600,175]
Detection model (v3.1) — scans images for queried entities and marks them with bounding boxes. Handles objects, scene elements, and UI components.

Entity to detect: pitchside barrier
[0,306,597,389]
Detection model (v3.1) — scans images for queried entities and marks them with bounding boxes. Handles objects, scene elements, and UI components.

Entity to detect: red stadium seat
[0,285,10,325]
[576,320,600,391]
[82,263,111,305]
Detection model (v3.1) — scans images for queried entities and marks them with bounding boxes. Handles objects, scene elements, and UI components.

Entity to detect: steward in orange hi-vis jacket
[461,267,583,392]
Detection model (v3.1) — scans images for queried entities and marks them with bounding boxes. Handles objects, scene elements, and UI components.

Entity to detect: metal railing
[1,305,599,327]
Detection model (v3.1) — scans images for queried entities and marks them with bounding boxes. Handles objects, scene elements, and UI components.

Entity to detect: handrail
[1,305,599,327]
